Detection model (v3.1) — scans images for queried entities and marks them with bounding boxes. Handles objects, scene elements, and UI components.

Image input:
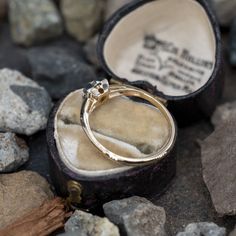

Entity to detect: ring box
[47,0,222,211]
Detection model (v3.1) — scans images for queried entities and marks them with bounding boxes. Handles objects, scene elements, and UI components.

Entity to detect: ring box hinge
[110,78,168,106]
[66,180,83,210]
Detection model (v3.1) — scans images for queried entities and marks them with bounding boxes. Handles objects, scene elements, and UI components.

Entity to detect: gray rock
[200,122,236,216]
[27,46,96,99]
[60,0,104,42]
[84,35,100,68]
[103,196,166,236]
[105,0,133,19]
[210,0,236,26]
[0,68,52,135]
[0,132,29,173]
[64,210,120,236]
[0,24,31,76]
[0,170,54,228]
[176,222,226,236]
[9,0,63,46]
[211,101,236,126]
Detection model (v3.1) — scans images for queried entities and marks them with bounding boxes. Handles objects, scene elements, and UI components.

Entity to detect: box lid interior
[98,0,218,99]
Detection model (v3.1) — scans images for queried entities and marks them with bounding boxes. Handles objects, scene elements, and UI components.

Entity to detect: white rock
[211,101,236,127]
[60,0,104,42]
[177,222,226,236]
[0,68,52,135]
[64,210,120,236]
[9,0,63,46]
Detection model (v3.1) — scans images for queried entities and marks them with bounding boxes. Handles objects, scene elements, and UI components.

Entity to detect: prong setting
[83,79,110,102]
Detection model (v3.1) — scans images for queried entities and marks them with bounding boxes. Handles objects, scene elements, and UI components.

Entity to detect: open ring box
[47,0,222,211]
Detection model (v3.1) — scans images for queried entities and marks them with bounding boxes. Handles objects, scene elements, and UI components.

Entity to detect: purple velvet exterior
[46,100,177,212]
[97,0,223,125]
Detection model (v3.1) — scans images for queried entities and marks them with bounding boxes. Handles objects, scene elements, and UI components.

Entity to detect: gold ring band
[80,79,176,165]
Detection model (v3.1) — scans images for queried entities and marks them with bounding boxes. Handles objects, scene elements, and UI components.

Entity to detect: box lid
[97,0,222,124]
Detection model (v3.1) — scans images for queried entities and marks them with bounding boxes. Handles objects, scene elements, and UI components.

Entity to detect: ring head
[83,79,110,103]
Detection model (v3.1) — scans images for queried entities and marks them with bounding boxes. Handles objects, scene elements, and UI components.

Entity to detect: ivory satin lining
[104,0,216,96]
[54,90,169,175]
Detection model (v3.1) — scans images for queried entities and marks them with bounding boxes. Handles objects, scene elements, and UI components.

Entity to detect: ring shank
[81,84,176,165]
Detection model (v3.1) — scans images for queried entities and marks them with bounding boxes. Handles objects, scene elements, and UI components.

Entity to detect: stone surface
[0,68,52,135]
[9,0,63,46]
[63,210,120,236]
[103,196,166,236]
[200,122,236,216]
[0,170,54,228]
[27,46,96,99]
[210,0,236,26]
[0,132,29,173]
[60,0,104,42]
[211,101,236,126]
[0,24,31,76]
[105,0,133,19]
[177,222,226,236]
[84,35,100,68]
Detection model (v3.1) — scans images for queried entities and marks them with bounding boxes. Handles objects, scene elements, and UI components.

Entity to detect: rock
[176,222,226,236]
[229,19,236,66]
[60,0,104,42]
[210,0,236,26]
[45,35,86,62]
[105,0,133,19]
[27,46,96,99]
[0,24,31,76]
[0,68,52,135]
[200,121,236,216]
[0,132,29,173]
[103,196,166,236]
[211,101,236,126]
[63,210,120,236]
[9,0,63,46]
[0,0,7,19]
[84,35,100,68]
[0,170,54,228]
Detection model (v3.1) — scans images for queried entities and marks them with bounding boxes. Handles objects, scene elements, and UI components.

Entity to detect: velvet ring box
[47,0,222,211]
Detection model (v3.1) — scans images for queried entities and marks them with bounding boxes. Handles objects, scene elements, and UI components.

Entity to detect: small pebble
[62,210,120,236]
[9,0,63,46]
[103,196,166,236]
[60,0,104,42]
[211,101,236,126]
[0,132,29,173]
[176,222,226,236]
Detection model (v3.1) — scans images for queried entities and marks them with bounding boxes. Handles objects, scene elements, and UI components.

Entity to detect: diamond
[83,79,110,102]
